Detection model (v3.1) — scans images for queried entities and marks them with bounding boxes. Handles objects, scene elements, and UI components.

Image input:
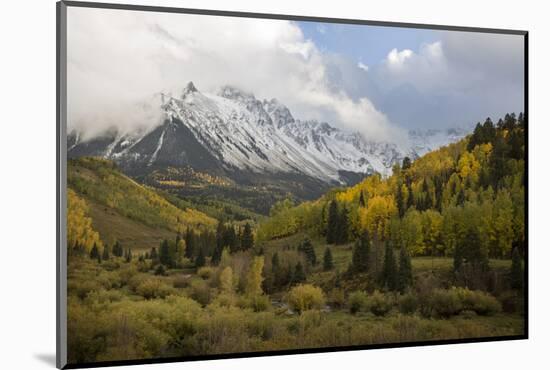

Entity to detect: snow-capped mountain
[68,82,467,185]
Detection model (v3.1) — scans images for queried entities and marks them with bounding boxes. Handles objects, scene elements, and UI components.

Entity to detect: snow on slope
[68,82,468,184]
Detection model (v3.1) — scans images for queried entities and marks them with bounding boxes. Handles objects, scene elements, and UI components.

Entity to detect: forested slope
[258,113,526,263]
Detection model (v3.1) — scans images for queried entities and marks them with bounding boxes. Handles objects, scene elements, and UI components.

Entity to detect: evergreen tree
[154,264,166,276]
[212,221,225,265]
[174,233,182,262]
[456,187,466,206]
[467,122,484,151]
[380,241,397,291]
[482,117,496,143]
[299,238,317,266]
[293,261,306,284]
[396,182,405,218]
[326,200,339,244]
[351,232,370,273]
[489,134,510,189]
[184,227,195,259]
[503,113,516,130]
[461,227,488,272]
[89,243,100,260]
[420,179,432,210]
[402,156,412,170]
[508,128,525,160]
[241,223,254,250]
[125,248,132,263]
[159,239,171,267]
[453,239,463,273]
[102,244,110,261]
[323,247,334,271]
[336,206,349,244]
[397,245,413,293]
[113,240,123,257]
[434,176,443,212]
[223,225,238,253]
[149,246,158,262]
[510,246,523,290]
[406,182,414,210]
[271,252,280,270]
[195,247,206,268]
[211,244,223,265]
[517,112,525,129]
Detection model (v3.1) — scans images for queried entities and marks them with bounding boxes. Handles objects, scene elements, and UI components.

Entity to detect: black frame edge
[57,1,68,369]
[62,0,527,35]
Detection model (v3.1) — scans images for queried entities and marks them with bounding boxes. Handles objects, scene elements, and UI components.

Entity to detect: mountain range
[68,82,467,189]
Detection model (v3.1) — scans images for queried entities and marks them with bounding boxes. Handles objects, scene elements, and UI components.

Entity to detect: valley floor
[67,249,524,364]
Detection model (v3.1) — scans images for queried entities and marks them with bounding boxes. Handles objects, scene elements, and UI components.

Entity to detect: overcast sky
[67,7,524,142]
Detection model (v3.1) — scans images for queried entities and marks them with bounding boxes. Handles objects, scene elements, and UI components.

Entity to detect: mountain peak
[182,81,199,98]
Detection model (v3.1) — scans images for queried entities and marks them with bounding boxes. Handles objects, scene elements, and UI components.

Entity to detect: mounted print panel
[57,1,527,368]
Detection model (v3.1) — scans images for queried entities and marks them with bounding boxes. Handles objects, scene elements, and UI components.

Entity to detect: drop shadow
[34,353,57,367]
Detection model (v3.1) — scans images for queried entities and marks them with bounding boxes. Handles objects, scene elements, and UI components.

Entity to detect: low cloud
[67,7,400,143]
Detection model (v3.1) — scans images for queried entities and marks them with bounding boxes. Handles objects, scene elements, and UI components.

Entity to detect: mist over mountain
[68,82,467,188]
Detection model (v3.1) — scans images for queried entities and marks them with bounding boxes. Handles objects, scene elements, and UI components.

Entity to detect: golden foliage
[67,188,103,251]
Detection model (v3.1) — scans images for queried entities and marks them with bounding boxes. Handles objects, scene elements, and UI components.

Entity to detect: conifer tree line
[347,231,413,293]
[263,250,308,294]
[326,200,350,245]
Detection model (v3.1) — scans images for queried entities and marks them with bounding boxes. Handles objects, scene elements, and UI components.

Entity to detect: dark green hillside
[142,166,334,216]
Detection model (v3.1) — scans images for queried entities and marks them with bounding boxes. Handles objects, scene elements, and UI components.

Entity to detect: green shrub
[135,278,175,299]
[460,310,477,319]
[127,273,148,293]
[398,292,418,315]
[247,312,276,340]
[85,289,125,305]
[237,294,270,312]
[348,291,369,314]
[328,288,346,308]
[211,292,236,308]
[457,288,502,316]
[287,284,326,313]
[68,279,103,300]
[154,264,166,276]
[299,309,323,330]
[368,290,393,316]
[428,289,463,318]
[197,266,214,280]
[189,279,212,305]
[249,295,270,312]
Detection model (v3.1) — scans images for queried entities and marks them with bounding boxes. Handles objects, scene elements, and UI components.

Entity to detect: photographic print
[58,2,527,368]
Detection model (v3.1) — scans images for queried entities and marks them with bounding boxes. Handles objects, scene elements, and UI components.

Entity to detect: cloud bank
[323,31,524,130]
[67,7,401,143]
[67,8,524,143]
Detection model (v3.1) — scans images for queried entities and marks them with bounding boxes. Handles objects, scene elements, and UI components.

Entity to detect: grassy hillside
[68,157,217,249]
[86,199,176,251]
